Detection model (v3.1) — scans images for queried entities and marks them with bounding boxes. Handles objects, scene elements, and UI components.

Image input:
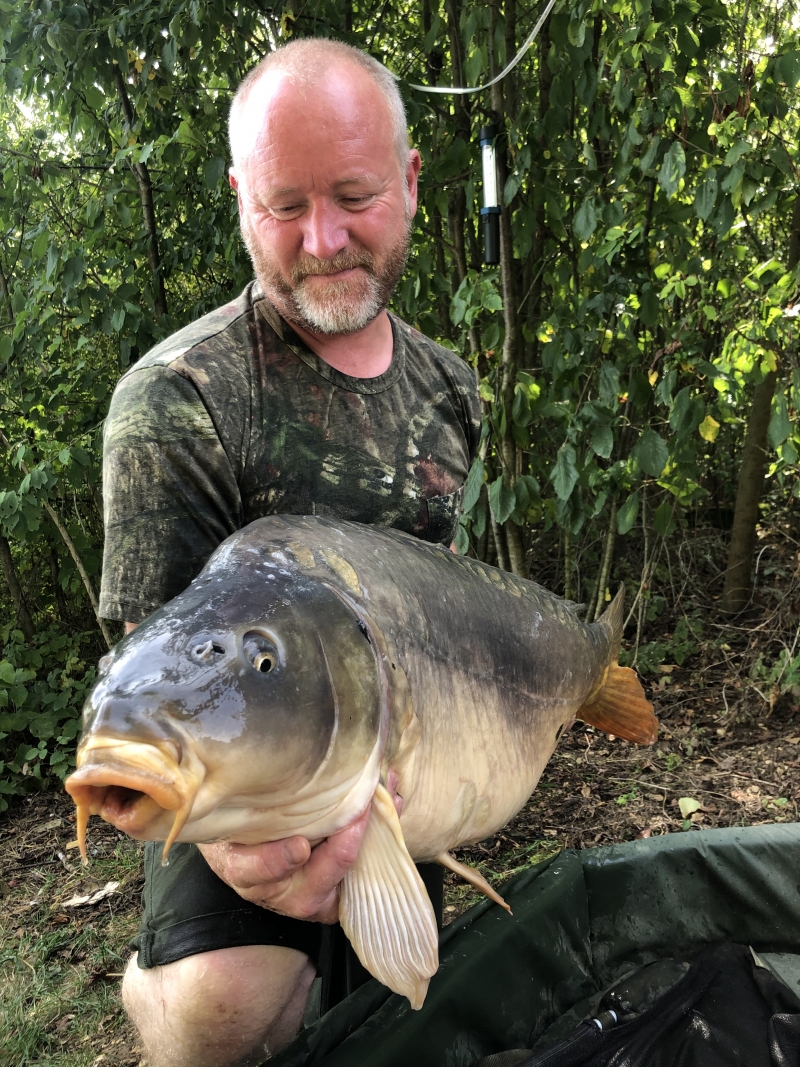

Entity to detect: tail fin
[577,588,658,745]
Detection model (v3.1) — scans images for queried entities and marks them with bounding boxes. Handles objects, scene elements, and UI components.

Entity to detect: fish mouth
[65,739,202,864]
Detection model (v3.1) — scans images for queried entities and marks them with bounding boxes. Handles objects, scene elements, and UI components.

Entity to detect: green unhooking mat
[271,824,800,1067]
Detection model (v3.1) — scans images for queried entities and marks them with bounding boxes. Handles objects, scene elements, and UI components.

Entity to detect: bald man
[100,39,480,1067]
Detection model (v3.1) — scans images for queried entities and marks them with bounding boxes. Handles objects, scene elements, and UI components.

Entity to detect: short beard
[240,214,411,336]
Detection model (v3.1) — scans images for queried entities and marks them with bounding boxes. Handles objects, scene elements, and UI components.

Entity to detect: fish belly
[396,672,580,861]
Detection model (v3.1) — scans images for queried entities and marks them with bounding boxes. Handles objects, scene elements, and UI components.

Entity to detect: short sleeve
[98,366,243,623]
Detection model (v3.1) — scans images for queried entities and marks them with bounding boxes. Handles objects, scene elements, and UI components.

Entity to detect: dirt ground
[1,552,799,1065]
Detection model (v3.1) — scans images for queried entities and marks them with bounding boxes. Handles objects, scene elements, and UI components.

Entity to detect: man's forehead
[238,63,385,147]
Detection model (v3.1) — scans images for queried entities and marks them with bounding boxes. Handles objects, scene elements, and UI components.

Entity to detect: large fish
[65,516,656,1008]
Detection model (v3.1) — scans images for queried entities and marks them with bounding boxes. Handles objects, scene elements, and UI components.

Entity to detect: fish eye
[243,633,279,675]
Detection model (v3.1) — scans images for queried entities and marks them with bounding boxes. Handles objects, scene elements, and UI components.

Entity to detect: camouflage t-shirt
[99,282,481,623]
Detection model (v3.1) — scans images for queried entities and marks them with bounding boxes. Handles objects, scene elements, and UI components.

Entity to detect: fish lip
[65,761,187,836]
[65,738,202,856]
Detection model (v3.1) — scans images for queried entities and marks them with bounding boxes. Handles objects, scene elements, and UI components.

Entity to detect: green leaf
[514,474,540,513]
[653,500,675,537]
[203,156,226,189]
[591,425,614,459]
[639,288,660,326]
[504,172,522,205]
[658,142,686,198]
[551,443,579,500]
[724,141,750,166]
[62,254,85,289]
[616,492,640,535]
[488,476,516,524]
[5,65,23,93]
[453,522,469,554]
[778,49,800,87]
[512,385,532,427]
[639,135,661,173]
[461,458,485,514]
[598,363,620,405]
[633,429,669,477]
[84,84,105,111]
[567,18,586,47]
[573,198,597,242]
[695,168,718,221]
[768,393,791,449]
[46,243,60,280]
[31,230,49,260]
[721,161,745,194]
[162,38,177,72]
[0,661,15,685]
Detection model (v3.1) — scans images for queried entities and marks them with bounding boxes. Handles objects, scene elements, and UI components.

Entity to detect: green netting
[272,823,800,1067]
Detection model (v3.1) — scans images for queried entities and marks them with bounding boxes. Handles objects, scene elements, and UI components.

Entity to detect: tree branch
[112,65,168,320]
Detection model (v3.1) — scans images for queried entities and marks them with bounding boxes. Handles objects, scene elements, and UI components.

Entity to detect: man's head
[228,40,421,337]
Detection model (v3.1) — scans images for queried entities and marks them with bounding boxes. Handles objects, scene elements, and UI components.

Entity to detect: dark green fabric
[99,281,481,622]
[131,841,326,969]
[131,839,445,1019]
[270,824,800,1067]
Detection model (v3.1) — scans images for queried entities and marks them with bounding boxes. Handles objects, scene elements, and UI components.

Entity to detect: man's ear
[229,168,244,213]
[406,150,422,216]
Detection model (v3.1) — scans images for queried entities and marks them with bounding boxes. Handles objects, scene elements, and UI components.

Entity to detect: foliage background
[0,0,799,805]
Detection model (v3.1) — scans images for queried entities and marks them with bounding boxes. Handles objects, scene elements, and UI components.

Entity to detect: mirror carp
[65,515,657,1008]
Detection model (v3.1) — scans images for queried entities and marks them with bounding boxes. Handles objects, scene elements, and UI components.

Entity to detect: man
[99,38,480,1067]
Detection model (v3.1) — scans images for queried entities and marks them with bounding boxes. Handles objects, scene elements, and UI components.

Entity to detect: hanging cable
[407,0,558,95]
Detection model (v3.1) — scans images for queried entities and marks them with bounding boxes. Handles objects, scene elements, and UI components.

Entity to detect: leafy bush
[0,623,97,810]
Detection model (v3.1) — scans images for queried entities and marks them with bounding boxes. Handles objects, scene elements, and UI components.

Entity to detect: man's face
[230,64,421,336]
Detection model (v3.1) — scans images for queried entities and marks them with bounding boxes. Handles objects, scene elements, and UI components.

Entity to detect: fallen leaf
[580,784,591,797]
[33,818,63,834]
[658,664,677,673]
[636,828,653,839]
[678,797,702,819]
[65,839,80,850]
[63,881,120,908]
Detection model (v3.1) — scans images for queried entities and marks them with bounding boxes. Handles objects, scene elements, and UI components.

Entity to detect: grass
[0,808,144,1067]
[443,836,565,919]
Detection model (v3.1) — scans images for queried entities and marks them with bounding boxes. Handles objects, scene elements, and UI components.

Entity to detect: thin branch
[111,66,168,319]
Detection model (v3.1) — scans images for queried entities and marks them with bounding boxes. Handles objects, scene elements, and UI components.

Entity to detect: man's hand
[198,808,370,924]
[198,771,404,924]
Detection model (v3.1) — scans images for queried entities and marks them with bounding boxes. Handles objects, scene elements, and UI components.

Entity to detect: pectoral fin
[437,852,512,914]
[339,783,438,1010]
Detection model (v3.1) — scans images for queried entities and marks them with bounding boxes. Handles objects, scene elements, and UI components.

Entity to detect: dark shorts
[131,841,444,1013]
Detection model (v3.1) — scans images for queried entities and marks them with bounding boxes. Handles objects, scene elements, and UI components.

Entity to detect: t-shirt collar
[251,281,405,395]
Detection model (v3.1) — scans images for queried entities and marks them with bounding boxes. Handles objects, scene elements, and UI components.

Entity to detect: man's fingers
[300,804,371,890]
[199,836,311,890]
[197,801,377,923]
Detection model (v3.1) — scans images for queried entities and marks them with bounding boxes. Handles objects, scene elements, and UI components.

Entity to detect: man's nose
[298,201,349,261]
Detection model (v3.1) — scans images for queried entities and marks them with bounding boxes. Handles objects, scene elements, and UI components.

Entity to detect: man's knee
[123,944,316,1067]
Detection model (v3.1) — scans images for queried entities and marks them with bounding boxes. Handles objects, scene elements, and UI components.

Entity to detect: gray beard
[239,215,411,336]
